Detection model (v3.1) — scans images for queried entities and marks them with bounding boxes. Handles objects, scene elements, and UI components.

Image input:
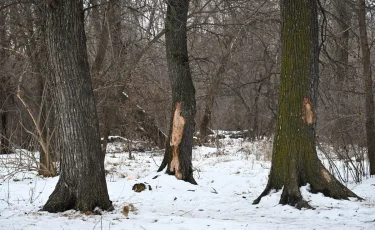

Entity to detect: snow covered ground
[0,137,374,230]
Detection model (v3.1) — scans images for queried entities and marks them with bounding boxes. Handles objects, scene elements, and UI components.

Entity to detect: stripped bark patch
[302,97,314,125]
[321,168,331,183]
[170,102,185,179]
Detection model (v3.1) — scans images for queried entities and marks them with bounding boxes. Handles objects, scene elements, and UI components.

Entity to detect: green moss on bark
[253,0,361,209]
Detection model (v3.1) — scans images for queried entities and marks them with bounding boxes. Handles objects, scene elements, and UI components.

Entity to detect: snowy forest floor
[0,135,374,230]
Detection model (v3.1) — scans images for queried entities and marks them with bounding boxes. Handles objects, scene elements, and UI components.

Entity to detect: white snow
[0,137,374,230]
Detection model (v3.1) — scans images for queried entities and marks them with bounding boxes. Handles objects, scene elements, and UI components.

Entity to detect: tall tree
[158,0,197,184]
[253,0,360,209]
[331,0,351,141]
[0,1,10,155]
[358,0,375,175]
[42,0,112,212]
[100,0,123,155]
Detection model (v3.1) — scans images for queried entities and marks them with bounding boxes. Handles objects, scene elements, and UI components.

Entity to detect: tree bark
[253,0,360,209]
[158,0,197,184]
[0,2,10,155]
[358,0,375,175]
[42,0,112,212]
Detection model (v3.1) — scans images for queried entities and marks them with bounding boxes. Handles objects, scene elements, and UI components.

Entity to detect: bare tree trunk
[251,80,265,140]
[42,0,112,212]
[254,0,360,209]
[331,0,351,142]
[0,2,10,155]
[358,0,375,175]
[158,0,197,184]
[100,0,123,155]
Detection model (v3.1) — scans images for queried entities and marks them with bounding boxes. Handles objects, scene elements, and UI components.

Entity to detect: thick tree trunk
[253,0,360,209]
[43,0,112,212]
[358,0,375,175]
[157,0,197,184]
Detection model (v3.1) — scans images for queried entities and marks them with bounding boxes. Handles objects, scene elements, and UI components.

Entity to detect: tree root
[42,185,74,213]
[42,182,113,213]
[280,187,313,209]
[307,164,363,201]
[253,171,362,209]
[253,184,273,205]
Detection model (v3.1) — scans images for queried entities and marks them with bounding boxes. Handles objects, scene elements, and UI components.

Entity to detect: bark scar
[321,168,331,183]
[302,97,314,125]
[170,102,185,179]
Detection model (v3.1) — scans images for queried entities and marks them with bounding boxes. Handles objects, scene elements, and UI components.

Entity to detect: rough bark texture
[158,0,197,184]
[253,0,360,209]
[42,0,112,212]
[358,0,375,175]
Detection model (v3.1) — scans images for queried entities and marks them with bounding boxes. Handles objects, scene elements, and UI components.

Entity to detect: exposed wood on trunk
[157,0,197,184]
[302,97,314,125]
[253,0,360,209]
[170,102,185,179]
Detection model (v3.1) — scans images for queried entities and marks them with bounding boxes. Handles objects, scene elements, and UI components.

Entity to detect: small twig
[150,152,160,168]
[179,204,200,217]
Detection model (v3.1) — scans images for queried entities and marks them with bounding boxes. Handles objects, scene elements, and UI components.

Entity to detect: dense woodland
[0,0,374,212]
